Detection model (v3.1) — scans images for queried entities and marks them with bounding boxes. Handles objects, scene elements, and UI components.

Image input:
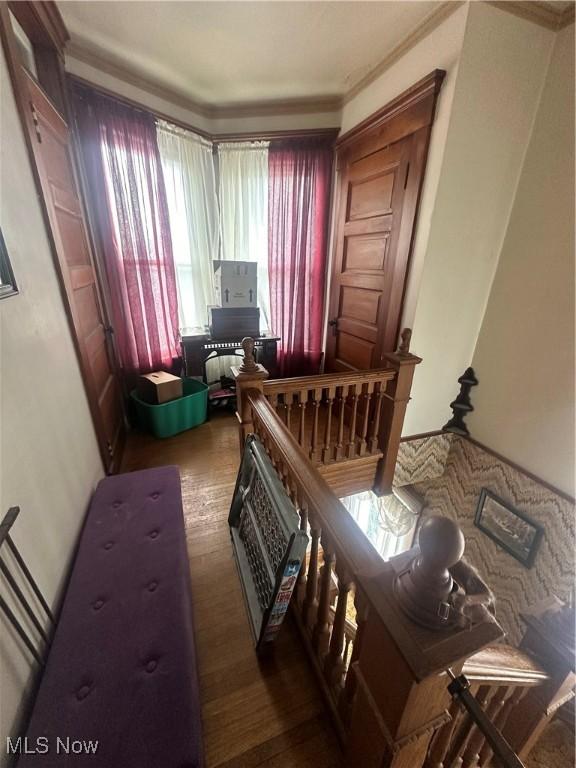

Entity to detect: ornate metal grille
[238,508,274,610]
[229,435,308,649]
[245,472,288,575]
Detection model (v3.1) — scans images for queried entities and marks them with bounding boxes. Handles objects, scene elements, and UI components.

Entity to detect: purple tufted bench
[17,466,203,768]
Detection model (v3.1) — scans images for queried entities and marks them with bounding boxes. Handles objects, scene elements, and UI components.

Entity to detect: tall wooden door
[325,71,445,373]
[24,71,125,471]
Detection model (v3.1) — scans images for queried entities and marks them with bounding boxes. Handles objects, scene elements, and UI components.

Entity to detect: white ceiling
[59,1,442,107]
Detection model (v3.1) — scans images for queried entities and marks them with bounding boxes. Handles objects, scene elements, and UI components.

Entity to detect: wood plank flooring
[121,411,342,768]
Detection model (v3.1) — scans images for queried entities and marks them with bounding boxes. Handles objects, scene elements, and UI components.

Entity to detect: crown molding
[65,0,574,124]
[65,2,464,122]
[486,1,575,30]
[70,73,340,142]
[66,41,213,118]
[342,2,463,105]
[210,95,341,119]
[67,40,341,120]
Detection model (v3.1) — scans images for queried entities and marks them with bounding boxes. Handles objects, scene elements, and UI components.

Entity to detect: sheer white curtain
[217,142,271,332]
[157,121,219,331]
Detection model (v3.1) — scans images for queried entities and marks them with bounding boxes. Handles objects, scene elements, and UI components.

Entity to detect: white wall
[403,3,554,435]
[468,24,575,497]
[66,55,342,135]
[0,46,103,753]
[340,4,469,332]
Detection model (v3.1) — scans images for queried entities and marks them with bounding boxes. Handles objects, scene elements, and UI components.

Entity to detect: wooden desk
[181,331,280,382]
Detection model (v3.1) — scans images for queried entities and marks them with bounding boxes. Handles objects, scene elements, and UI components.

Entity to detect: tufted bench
[18,466,203,768]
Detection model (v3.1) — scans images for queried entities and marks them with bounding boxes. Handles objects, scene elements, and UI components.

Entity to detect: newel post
[374,328,422,495]
[345,516,504,768]
[231,337,269,453]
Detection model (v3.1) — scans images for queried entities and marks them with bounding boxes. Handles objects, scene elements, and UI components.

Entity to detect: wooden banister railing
[425,645,548,768]
[230,336,553,768]
[243,388,550,766]
[246,387,388,738]
[233,330,421,495]
[262,369,394,465]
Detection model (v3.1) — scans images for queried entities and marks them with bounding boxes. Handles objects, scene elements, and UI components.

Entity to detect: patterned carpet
[525,719,574,768]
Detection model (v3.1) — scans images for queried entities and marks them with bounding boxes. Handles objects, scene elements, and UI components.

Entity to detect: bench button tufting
[112,500,122,509]
[148,530,159,539]
[76,684,92,701]
[103,541,114,550]
[150,491,160,500]
[147,581,158,592]
[145,659,158,673]
[92,599,105,611]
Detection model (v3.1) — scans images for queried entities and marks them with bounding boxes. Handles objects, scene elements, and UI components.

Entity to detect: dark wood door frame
[0,1,126,472]
[325,70,445,371]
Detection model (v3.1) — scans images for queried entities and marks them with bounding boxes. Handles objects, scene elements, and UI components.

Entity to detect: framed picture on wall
[474,488,543,569]
[0,228,18,299]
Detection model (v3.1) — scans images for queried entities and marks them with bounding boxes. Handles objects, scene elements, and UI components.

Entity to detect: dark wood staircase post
[231,337,269,454]
[344,516,504,767]
[373,328,422,495]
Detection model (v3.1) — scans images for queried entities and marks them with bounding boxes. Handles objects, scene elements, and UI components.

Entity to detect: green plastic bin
[130,378,208,438]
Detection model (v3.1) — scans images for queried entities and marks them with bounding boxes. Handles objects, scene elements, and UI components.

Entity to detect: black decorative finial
[442,367,478,436]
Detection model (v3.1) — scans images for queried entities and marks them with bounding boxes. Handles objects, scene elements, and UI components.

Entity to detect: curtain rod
[156,119,213,148]
[68,73,213,139]
[217,141,270,150]
[67,73,340,145]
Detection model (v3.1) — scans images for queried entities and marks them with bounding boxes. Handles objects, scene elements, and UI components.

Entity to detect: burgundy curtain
[268,139,333,377]
[72,86,179,376]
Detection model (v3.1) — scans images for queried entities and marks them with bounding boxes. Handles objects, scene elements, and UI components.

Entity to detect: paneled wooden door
[24,71,125,471]
[326,136,412,371]
[325,71,445,373]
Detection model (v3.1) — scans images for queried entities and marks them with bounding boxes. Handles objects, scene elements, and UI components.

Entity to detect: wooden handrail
[462,644,548,686]
[262,368,396,395]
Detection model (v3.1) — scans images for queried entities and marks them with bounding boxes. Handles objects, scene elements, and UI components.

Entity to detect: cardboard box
[137,371,183,405]
[211,307,260,340]
[213,261,257,308]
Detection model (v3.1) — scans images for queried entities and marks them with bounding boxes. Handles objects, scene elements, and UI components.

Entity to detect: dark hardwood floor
[121,411,342,768]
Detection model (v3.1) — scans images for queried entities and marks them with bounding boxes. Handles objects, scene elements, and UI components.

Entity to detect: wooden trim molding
[67,41,211,118]
[400,430,446,442]
[66,40,341,120]
[8,0,68,51]
[465,436,576,504]
[486,1,575,31]
[336,69,446,151]
[69,74,340,144]
[68,73,214,137]
[399,430,575,504]
[213,128,340,143]
[210,96,342,119]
